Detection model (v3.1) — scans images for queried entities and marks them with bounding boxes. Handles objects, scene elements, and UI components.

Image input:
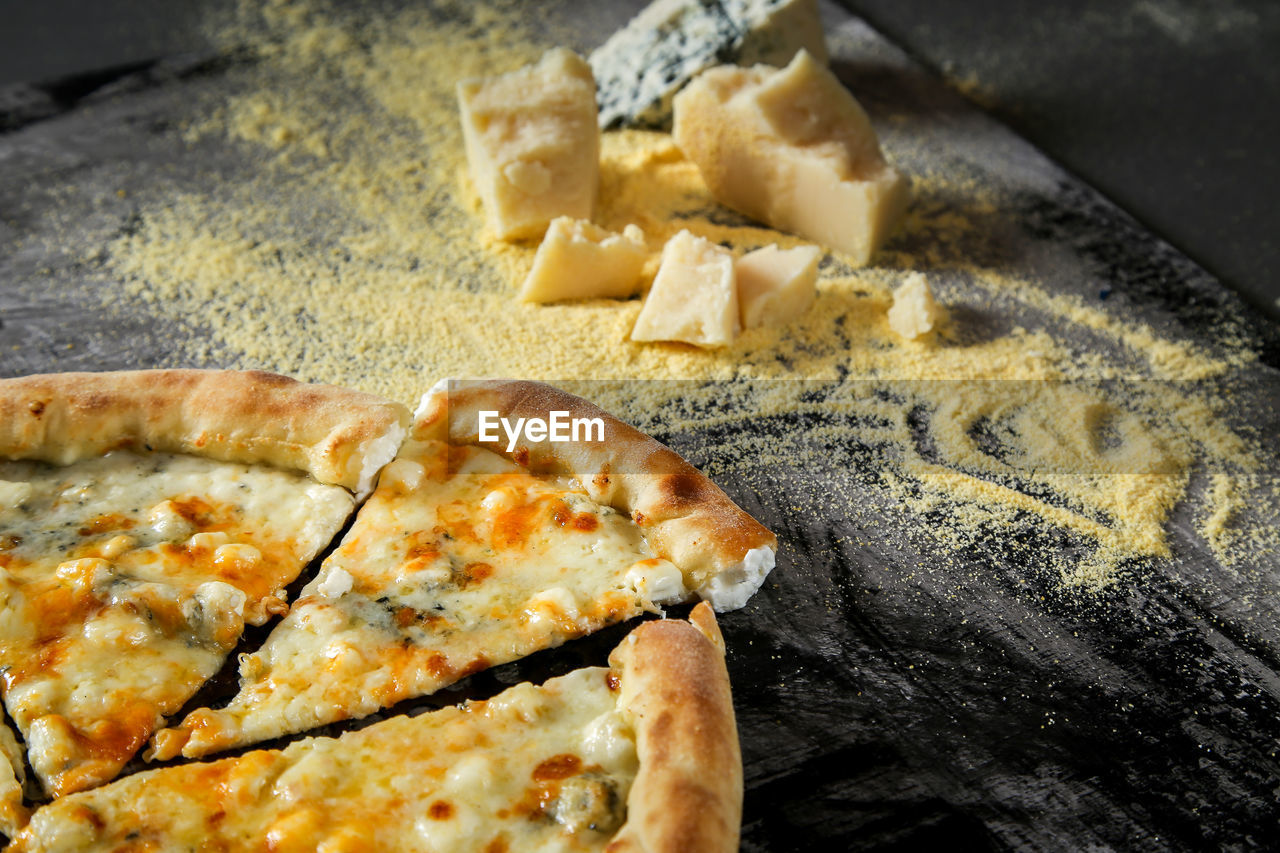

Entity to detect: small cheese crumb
[213,544,263,571]
[522,586,581,634]
[520,217,649,303]
[148,501,195,541]
[736,243,822,328]
[186,531,231,551]
[631,229,739,347]
[316,567,355,599]
[887,272,946,340]
[188,581,250,634]
[98,534,136,560]
[481,486,520,515]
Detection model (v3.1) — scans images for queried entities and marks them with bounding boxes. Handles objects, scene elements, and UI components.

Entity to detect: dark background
[2,0,1277,325]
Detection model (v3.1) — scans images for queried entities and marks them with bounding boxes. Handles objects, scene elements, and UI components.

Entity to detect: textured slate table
[2,2,1279,850]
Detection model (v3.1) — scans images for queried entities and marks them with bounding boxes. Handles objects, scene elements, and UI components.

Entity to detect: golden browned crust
[607,603,742,853]
[416,380,776,599]
[0,370,408,494]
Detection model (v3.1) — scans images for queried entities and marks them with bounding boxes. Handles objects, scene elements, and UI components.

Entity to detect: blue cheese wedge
[458,49,599,241]
[591,0,827,129]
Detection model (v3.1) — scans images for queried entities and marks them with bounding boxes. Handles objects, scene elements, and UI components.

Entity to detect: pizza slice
[0,714,28,838]
[10,604,740,853]
[0,370,408,798]
[152,380,775,759]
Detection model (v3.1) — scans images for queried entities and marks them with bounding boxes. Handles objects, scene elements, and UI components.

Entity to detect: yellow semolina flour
[100,0,1276,590]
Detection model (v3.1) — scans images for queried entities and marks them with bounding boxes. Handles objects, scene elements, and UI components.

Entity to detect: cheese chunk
[520,217,650,303]
[673,50,909,265]
[631,230,739,347]
[736,243,822,328]
[591,0,828,129]
[887,272,946,340]
[457,49,599,241]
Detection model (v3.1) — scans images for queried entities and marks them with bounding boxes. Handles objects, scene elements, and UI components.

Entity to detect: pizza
[0,370,409,797]
[0,716,28,838]
[0,371,774,850]
[8,604,739,852]
[151,379,775,759]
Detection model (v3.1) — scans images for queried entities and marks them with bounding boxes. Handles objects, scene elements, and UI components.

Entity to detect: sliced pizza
[0,370,408,798]
[10,604,740,853]
[0,714,28,838]
[152,380,775,759]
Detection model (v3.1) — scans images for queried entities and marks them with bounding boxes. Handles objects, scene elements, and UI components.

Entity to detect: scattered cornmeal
[84,0,1273,592]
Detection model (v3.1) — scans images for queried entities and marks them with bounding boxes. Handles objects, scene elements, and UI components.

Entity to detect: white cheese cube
[673,50,909,265]
[591,0,828,129]
[520,217,650,303]
[736,243,822,328]
[457,49,599,241]
[887,272,946,340]
[631,230,739,348]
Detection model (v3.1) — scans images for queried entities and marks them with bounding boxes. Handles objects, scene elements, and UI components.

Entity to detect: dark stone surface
[842,0,1280,324]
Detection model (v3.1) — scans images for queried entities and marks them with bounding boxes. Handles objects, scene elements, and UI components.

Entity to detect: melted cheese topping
[12,668,635,853]
[0,716,28,837]
[154,440,673,759]
[0,452,354,797]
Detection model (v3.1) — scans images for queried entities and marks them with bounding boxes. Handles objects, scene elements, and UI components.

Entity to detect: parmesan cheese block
[0,717,28,837]
[630,230,740,347]
[11,668,637,853]
[673,50,909,265]
[151,437,675,760]
[736,243,822,328]
[520,217,650,303]
[0,452,354,797]
[591,0,828,129]
[887,272,946,340]
[458,49,599,241]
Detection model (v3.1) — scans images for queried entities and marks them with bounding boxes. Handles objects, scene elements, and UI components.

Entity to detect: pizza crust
[416,380,777,609]
[0,370,408,496]
[609,602,742,853]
